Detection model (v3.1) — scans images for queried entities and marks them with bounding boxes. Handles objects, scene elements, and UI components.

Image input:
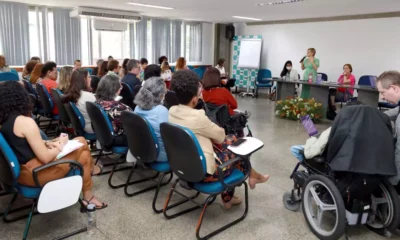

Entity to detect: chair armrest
[32,160,84,188]
[217,156,251,189]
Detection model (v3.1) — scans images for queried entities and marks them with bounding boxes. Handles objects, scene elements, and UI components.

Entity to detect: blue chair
[359,75,376,87]
[35,84,60,134]
[170,66,175,73]
[255,69,273,98]
[0,72,19,81]
[86,102,131,188]
[51,89,71,127]
[193,68,204,80]
[121,111,173,212]
[86,68,93,76]
[120,82,135,110]
[318,73,328,81]
[10,68,18,75]
[0,133,86,240]
[187,65,195,70]
[64,101,96,141]
[160,123,252,240]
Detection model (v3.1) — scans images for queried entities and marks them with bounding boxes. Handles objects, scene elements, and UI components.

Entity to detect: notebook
[56,140,84,160]
[300,115,318,137]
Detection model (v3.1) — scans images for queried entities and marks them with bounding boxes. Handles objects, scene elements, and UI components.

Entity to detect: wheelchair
[283,151,400,240]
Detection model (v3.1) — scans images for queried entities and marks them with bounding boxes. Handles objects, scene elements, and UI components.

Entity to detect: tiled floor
[0,96,397,240]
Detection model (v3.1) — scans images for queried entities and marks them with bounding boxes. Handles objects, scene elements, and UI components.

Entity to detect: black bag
[227,113,248,135]
[203,103,230,128]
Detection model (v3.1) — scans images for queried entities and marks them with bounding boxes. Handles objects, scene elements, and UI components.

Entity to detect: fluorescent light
[127,2,174,10]
[233,16,262,21]
[258,0,305,6]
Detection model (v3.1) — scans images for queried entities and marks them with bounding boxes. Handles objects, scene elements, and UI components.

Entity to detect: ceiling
[7,0,400,23]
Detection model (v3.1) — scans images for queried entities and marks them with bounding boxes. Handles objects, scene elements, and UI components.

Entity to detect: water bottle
[308,73,313,83]
[86,204,96,235]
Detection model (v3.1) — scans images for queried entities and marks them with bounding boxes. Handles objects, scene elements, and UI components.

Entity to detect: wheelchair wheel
[366,179,400,233]
[302,175,346,240]
[283,191,300,212]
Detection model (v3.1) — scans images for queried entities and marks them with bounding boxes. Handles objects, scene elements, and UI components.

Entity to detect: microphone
[300,56,306,63]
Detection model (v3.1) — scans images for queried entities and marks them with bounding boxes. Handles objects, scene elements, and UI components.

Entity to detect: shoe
[91,164,104,176]
[223,196,242,209]
[249,175,270,189]
[80,196,108,212]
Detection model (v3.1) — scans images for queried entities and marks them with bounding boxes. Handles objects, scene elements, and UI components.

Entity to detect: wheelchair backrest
[86,102,115,148]
[160,123,206,183]
[121,111,159,163]
[0,133,20,187]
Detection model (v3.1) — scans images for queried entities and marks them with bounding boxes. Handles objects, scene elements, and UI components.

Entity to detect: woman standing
[161,61,172,89]
[301,48,320,99]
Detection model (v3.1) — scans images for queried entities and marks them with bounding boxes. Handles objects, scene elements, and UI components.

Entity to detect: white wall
[234,18,400,81]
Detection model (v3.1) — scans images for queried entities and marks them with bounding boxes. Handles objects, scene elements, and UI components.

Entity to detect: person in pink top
[329,64,356,111]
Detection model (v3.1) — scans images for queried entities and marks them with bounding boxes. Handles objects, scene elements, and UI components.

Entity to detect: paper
[56,140,84,159]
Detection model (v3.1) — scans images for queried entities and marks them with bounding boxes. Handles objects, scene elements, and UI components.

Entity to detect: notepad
[56,140,84,160]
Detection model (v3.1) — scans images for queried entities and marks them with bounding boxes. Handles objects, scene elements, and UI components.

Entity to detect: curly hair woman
[0,81,107,210]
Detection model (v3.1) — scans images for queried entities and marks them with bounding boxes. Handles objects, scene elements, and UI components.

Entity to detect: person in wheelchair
[169,70,269,209]
[285,104,400,240]
[0,81,107,210]
[202,68,250,137]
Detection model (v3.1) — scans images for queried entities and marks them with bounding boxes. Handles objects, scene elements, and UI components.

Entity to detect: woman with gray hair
[134,77,168,162]
[96,74,132,145]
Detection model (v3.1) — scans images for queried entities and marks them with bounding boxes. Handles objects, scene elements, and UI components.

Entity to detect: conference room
[1,0,400,239]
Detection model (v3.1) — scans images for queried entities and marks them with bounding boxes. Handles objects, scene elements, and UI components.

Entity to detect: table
[270,79,379,111]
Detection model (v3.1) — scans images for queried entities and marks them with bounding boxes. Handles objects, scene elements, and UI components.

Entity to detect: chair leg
[22,200,36,240]
[45,119,53,134]
[2,193,39,223]
[196,182,249,240]
[108,155,137,189]
[152,172,174,213]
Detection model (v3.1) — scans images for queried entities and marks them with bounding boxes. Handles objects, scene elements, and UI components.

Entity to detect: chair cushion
[84,132,97,141]
[112,146,128,154]
[147,162,171,173]
[191,169,245,194]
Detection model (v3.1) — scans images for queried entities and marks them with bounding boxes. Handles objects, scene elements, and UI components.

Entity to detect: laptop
[300,115,318,137]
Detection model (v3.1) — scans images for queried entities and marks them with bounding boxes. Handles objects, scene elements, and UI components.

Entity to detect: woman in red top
[202,67,238,115]
[40,61,59,115]
[329,64,356,110]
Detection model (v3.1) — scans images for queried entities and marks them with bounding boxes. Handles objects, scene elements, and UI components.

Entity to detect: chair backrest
[64,102,85,136]
[121,111,158,163]
[318,72,328,81]
[203,102,230,128]
[90,75,100,93]
[187,65,195,70]
[10,68,18,75]
[86,102,115,148]
[164,91,179,110]
[359,75,377,87]
[257,69,272,83]
[86,68,93,76]
[120,82,135,110]
[160,123,206,183]
[0,72,19,82]
[193,68,204,80]
[36,83,54,115]
[0,133,20,187]
[22,80,37,96]
[51,89,71,124]
[170,66,175,73]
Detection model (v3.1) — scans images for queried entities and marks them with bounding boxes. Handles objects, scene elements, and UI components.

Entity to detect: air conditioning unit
[93,19,127,31]
[70,7,142,22]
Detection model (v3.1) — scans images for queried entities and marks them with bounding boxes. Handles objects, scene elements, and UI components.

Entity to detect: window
[184,22,202,63]
[147,20,152,63]
[28,10,42,58]
[28,8,55,62]
[47,11,55,61]
[81,18,89,65]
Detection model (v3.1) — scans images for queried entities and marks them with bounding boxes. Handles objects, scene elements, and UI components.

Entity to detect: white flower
[311,113,314,117]
[276,110,280,115]
[297,114,300,119]
[298,98,303,102]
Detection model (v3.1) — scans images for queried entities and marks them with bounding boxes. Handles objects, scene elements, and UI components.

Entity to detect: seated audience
[62,69,95,133]
[290,127,331,162]
[158,56,168,65]
[216,58,236,92]
[161,61,172,89]
[31,56,41,62]
[140,58,149,81]
[41,61,59,115]
[108,56,114,61]
[98,61,108,78]
[134,77,168,162]
[22,60,39,82]
[96,74,131,145]
[58,66,73,93]
[270,60,300,100]
[107,60,120,77]
[92,59,103,76]
[0,55,10,72]
[74,60,82,70]
[122,59,141,91]
[120,58,129,78]
[169,70,269,209]
[144,64,162,82]
[329,64,356,110]
[215,58,227,77]
[30,63,44,86]
[175,57,189,71]
[0,81,106,209]
[202,68,238,115]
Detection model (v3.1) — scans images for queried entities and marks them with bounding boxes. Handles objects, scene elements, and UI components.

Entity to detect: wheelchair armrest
[217,156,251,189]
[32,160,84,188]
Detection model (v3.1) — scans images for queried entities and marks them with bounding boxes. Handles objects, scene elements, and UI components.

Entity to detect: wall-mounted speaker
[225,25,235,40]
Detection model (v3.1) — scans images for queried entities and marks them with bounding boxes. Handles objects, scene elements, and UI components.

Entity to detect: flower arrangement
[275,97,324,122]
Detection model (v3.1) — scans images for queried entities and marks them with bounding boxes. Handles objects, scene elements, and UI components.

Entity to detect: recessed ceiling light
[233,16,262,21]
[127,2,174,10]
[258,0,305,6]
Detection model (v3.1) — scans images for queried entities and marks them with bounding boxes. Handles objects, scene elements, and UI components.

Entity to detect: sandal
[81,196,108,212]
[91,164,104,176]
